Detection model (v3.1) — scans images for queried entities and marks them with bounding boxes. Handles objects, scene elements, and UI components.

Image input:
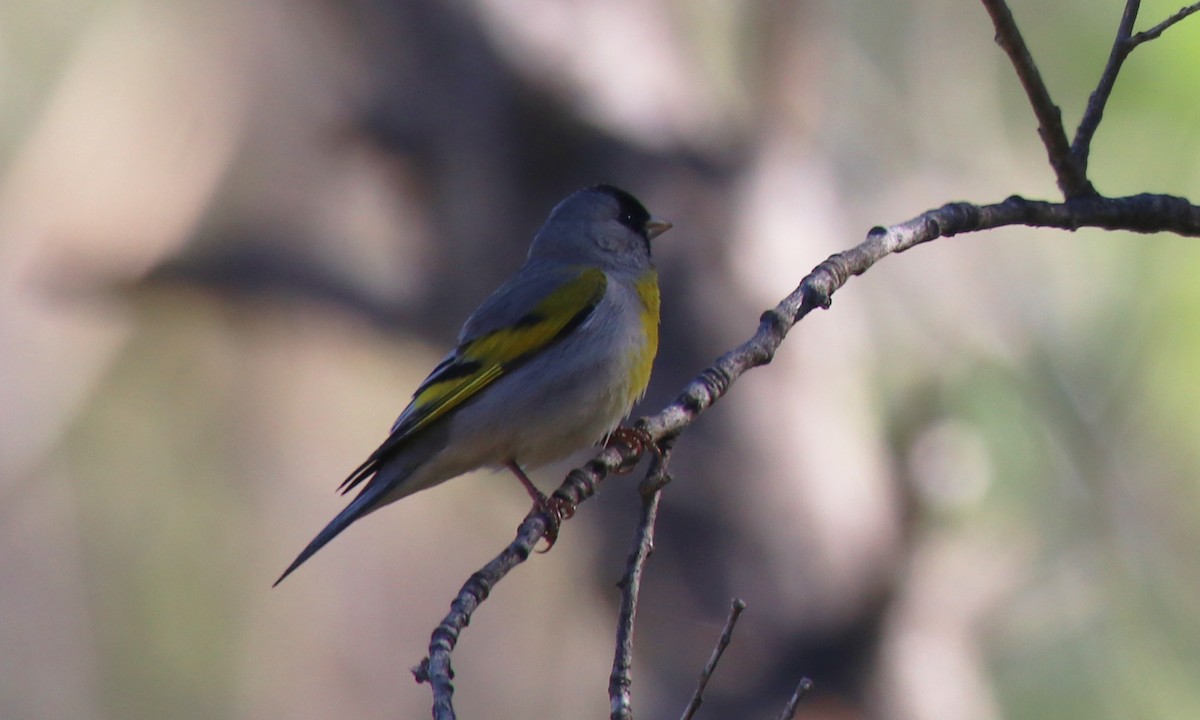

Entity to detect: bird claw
[530,492,575,553]
[606,426,658,473]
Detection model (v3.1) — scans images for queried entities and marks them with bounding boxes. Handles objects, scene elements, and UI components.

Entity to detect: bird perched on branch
[275,184,671,585]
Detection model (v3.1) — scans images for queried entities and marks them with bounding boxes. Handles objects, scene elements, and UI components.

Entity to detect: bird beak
[645,217,672,240]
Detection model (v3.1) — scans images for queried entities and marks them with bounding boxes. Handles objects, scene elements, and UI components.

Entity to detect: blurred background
[3,0,1200,717]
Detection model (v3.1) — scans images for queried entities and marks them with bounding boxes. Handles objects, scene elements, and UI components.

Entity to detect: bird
[274,184,671,585]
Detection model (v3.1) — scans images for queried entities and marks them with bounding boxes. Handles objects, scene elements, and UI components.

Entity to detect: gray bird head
[528,185,671,272]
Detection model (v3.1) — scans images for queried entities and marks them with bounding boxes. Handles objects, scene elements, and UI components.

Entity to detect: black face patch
[591,184,652,237]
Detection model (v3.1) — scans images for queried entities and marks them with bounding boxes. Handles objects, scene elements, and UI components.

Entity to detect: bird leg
[505,461,574,551]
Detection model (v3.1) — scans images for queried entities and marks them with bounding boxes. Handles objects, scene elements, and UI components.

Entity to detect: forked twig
[983,0,1200,194]
[979,0,1094,197]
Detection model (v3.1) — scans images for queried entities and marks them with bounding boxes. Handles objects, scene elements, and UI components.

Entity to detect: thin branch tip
[775,678,816,720]
[1130,2,1200,46]
[679,599,749,720]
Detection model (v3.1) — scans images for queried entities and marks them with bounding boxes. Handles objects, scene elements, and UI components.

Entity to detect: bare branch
[413,190,1200,717]
[979,0,1095,198]
[639,192,1200,450]
[679,599,748,720]
[610,447,673,720]
[775,678,815,720]
[405,4,1200,715]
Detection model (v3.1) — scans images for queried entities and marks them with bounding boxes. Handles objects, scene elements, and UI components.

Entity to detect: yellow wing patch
[339,266,608,495]
[399,266,608,438]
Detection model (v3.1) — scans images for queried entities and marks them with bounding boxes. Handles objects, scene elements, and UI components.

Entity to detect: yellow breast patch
[626,270,660,403]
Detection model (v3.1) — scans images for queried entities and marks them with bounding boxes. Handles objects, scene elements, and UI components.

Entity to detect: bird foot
[529,492,575,553]
[606,426,658,473]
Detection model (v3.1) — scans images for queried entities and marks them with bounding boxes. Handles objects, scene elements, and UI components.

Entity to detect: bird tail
[272,473,402,586]
[273,422,449,586]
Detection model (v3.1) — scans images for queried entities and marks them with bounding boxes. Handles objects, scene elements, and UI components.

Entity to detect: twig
[1130,2,1200,46]
[1073,1,1200,179]
[979,0,1095,198]
[416,189,1200,717]
[679,599,748,720]
[610,447,673,720]
[1072,0,1141,173]
[775,678,815,720]
[412,515,549,720]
